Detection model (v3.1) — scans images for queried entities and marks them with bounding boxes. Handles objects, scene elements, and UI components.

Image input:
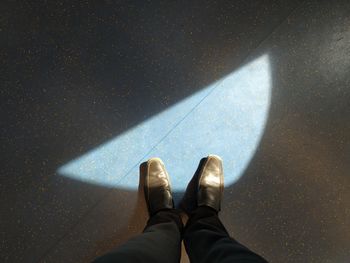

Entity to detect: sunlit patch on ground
[58,54,271,191]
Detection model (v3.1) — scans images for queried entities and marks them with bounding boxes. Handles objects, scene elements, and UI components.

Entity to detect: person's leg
[181,155,268,263]
[94,209,183,263]
[93,158,182,263]
[184,206,267,263]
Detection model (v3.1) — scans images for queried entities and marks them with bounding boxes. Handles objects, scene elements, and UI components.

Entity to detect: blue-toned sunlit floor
[58,54,271,192]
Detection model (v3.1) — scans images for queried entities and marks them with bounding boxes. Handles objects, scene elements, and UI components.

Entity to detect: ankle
[194,205,219,216]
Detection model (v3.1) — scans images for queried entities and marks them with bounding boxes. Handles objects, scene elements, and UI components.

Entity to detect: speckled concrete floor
[1,0,350,262]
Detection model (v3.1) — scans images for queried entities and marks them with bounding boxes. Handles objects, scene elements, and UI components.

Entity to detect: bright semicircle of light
[58,54,271,192]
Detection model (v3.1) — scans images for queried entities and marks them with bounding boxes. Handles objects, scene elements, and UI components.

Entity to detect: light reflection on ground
[58,54,271,191]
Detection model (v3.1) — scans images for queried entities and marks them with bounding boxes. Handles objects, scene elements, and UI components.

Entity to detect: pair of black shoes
[144,155,224,216]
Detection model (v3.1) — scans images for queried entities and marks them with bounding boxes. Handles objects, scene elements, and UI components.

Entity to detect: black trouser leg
[93,209,183,263]
[184,206,268,263]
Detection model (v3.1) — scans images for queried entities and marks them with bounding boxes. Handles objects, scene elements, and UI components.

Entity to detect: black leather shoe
[181,155,224,214]
[197,155,224,212]
[144,158,174,215]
